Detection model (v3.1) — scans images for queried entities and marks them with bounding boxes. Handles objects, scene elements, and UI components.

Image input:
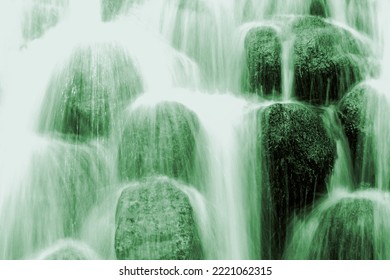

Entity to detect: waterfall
[0,0,389,260]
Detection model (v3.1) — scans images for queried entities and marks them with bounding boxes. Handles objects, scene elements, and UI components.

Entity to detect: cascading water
[0,0,389,260]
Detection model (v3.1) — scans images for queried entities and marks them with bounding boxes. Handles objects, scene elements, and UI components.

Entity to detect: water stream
[0,0,389,260]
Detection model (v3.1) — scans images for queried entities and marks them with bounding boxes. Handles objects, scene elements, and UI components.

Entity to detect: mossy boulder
[114,176,203,260]
[259,102,336,259]
[293,16,364,104]
[118,101,199,184]
[244,26,281,96]
[38,43,142,142]
[338,82,389,187]
[311,197,374,259]
[285,189,390,259]
[244,16,370,104]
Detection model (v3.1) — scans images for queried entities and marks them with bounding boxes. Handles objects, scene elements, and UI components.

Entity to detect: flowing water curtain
[235,0,317,23]
[34,239,101,260]
[107,0,236,90]
[80,186,123,259]
[118,99,200,186]
[0,136,112,259]
[0,0,69,50]
[37,42,143,143]
[285,189,390,259]
[336,0,390,191]
[327,0,378,37]
[21,0,70,42]
[321,106,354,191]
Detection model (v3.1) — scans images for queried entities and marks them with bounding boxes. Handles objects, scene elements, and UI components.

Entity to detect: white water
[0,0,389,260]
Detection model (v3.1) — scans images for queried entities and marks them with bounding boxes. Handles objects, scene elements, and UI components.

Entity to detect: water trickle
[285,189,390,259]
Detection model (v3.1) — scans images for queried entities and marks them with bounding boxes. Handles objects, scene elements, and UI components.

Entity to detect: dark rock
[310,0,329,17]
[38,43,142,142]
[118,101,199,184]
[36,239,100,260]
[259,102,336,259]
[22,0,68,42]
[244,16,371,104]
[338,81,390,188]
[292,16,365,104]
[114,176,203,260]
[244,26,281,96]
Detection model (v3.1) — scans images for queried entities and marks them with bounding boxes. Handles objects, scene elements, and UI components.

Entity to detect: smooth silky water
[0,0,389,260]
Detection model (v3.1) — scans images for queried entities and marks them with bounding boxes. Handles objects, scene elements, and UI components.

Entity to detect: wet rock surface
[259,102,336,258]
[245,16,371,104]
[244,27,281,96]
[114,176,203,260]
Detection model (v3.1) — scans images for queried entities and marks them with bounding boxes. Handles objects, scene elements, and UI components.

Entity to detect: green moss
[259,102,336,258]
[293,16,364,104]
[244,27,281,96]
[115,176,203,260]
[244,16,371,104]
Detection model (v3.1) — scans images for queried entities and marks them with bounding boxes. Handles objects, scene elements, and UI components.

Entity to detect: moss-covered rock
[38,43,142,142]
[259,102,336,259]
[309,0,329,17]
[118,101,199,184]
[244,26,281,96]
[338,82,389,187]
[244,16,370,104]
[114,176,203,260]
[311,197,374,259]
[293,16,366,104]
[285,189,390,259]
